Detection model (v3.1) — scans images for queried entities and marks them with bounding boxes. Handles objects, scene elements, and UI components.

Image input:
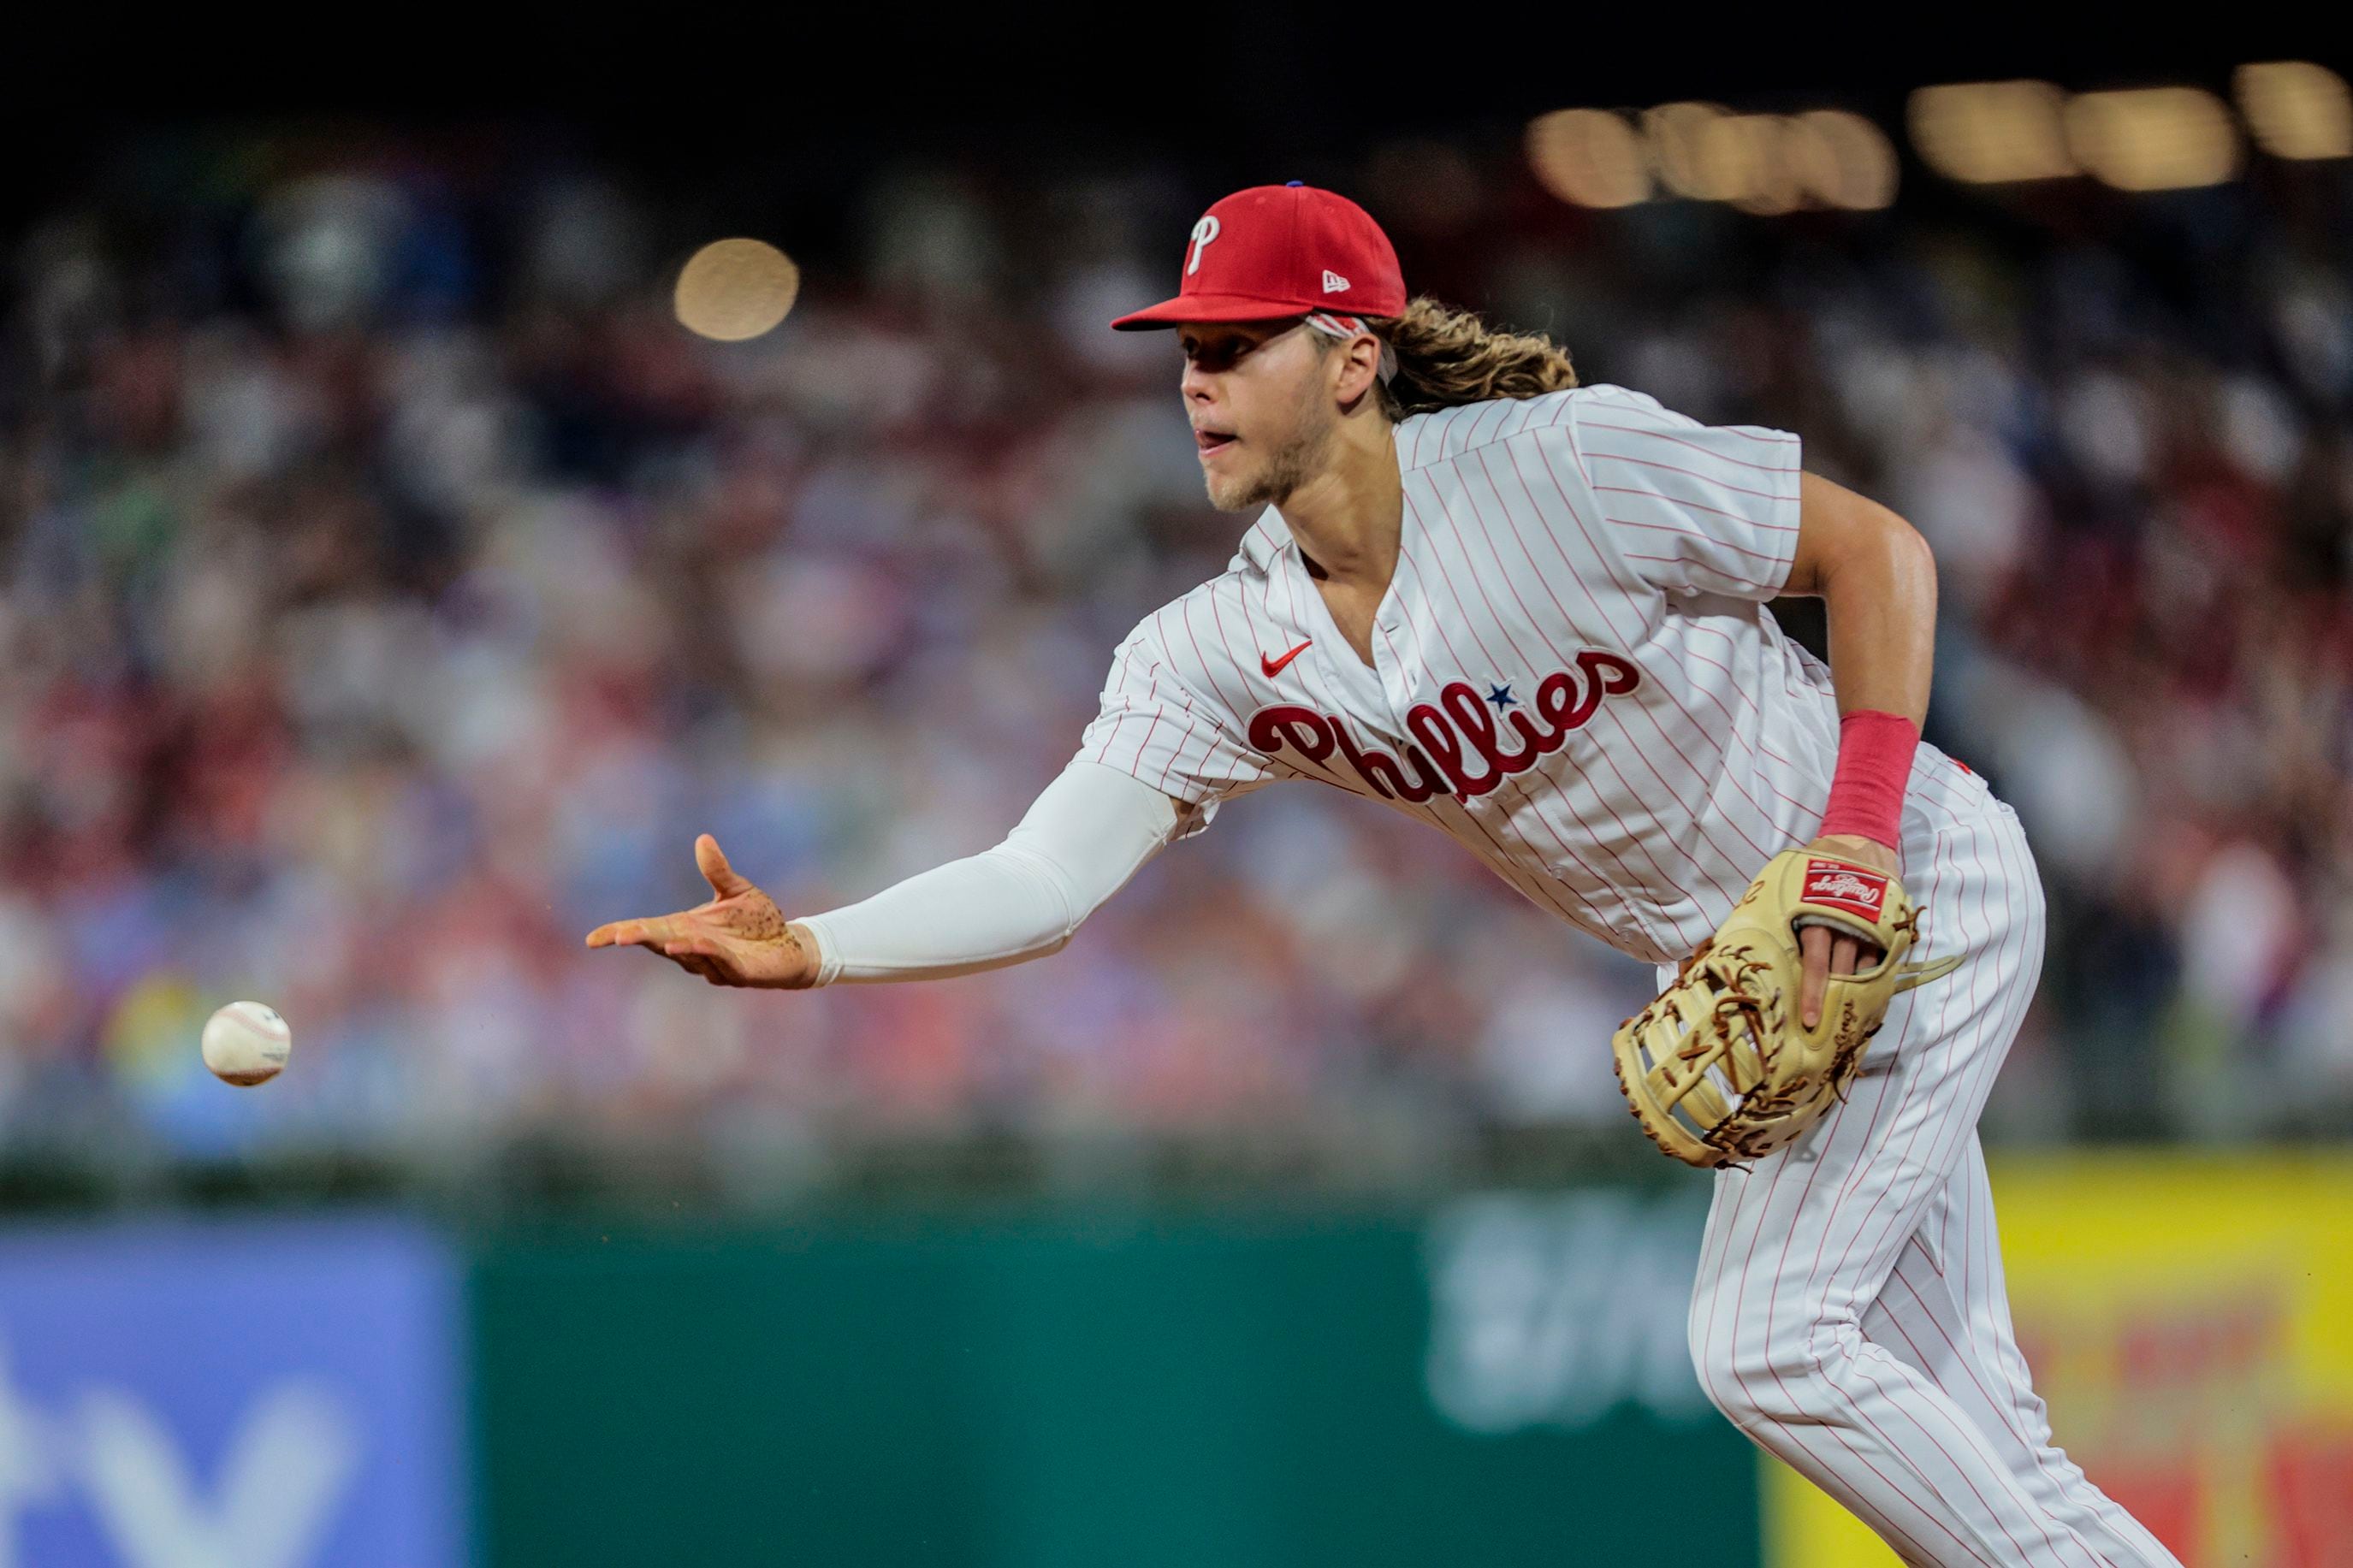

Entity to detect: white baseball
[201,1001,292,1086]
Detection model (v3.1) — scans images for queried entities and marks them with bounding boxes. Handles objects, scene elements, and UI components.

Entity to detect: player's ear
[1332,331,1384,410]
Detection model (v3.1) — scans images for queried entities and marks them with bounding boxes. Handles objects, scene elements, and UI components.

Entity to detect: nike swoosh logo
[1260,639,1313,677]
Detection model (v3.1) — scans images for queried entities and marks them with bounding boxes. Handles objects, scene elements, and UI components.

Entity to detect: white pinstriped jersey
[1067,358,2165,1566]
[1074,384,1991,967]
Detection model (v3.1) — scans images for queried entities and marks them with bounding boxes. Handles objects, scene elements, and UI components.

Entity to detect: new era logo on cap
[1109,183,1406,330]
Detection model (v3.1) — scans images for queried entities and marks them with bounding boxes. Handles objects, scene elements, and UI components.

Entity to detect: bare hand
[584,835,820,990]
[1795,833,1898,1030]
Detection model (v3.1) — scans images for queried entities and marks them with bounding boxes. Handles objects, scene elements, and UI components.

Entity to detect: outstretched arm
[585,760,1184,989]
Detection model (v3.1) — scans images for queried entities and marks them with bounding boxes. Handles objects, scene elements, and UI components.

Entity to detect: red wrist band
[1819,709,1919,849]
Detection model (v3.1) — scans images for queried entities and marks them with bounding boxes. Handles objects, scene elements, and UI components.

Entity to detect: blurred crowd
[3,131,2349,1178]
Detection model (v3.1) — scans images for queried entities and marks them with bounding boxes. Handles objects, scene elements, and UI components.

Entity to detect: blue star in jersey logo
[1486,683,1518,711]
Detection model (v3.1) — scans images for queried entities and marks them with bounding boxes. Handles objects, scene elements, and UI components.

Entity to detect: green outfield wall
[467,1189,1760,1568]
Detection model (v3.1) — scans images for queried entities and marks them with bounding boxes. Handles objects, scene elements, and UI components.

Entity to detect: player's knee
[1689,1336,1774,1427]
[1687,1298,1768,1424]
[1687,1308,1849,1429]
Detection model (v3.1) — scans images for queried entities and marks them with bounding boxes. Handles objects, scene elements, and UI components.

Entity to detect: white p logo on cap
[1186,215,1221,275]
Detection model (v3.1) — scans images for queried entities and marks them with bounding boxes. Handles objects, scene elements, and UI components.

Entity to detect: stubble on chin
[1208,423,1328,514]
[1203,469,1258,513]
[1206,457,1288,513]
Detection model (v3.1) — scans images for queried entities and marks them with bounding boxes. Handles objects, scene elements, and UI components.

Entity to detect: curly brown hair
[1365,297,1580,420]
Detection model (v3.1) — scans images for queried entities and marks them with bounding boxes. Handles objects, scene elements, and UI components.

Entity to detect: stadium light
[674,239,802,342]
[1793,110,1900,210]
[2236,62,2353,160]
[1528,103,1900,215]
[1644,102,1740,202]
[1714,116,1801,215]
[2065,88,2241,191]
[1530,60,2344,217]
[1525,109,1651,209]
[1909,81,2077,184]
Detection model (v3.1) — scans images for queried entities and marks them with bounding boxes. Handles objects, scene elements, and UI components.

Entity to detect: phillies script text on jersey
[1246,650,1638,804]
[1066,368,2167,1562]
[1076,384,1993,963]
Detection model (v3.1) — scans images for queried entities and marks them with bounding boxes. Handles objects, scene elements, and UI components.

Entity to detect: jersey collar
[1233,507,1295,576]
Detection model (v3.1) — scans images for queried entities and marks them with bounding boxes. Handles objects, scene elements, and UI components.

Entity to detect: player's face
[1177,320,1340,512]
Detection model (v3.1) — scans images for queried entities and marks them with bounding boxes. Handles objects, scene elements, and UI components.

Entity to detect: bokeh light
[2065,86,2241,192]
[1717,115,1802,216]
[1909,80,2077,183]
[1525,109,1651,209]
[1531,103,1900,216]
[674,237,802,341]
[1794,109,1900,210]
[2236,61,2353,160]
[1644,102,1739,201]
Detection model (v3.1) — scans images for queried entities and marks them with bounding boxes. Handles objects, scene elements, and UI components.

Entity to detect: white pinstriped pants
[1684,801,2184,1567]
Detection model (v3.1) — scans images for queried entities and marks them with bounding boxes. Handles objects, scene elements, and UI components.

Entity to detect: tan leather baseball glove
[1612,849,1963,1169]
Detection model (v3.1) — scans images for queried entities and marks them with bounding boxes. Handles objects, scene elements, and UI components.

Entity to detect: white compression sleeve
[791,760,1184,985]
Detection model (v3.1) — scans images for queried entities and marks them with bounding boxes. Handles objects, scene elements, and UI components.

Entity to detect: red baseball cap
[1111,182,1407,331]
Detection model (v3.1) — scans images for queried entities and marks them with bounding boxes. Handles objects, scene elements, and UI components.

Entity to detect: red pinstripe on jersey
[1069,383,2177,1563]
[1072,382,1990,962]
[1681,804,2178,1565]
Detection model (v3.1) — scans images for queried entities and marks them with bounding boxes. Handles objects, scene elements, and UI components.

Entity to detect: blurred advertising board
[1766,1153,2353,1568]
[0,1216,465,1568]
[471,1189,1757,1568]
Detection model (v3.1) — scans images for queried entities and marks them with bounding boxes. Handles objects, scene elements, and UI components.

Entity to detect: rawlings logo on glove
[1800,861,1888,919]
[1611,849,1963,1169]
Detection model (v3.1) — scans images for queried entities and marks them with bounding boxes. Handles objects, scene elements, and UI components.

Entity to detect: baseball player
[589,183,2180,1565]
